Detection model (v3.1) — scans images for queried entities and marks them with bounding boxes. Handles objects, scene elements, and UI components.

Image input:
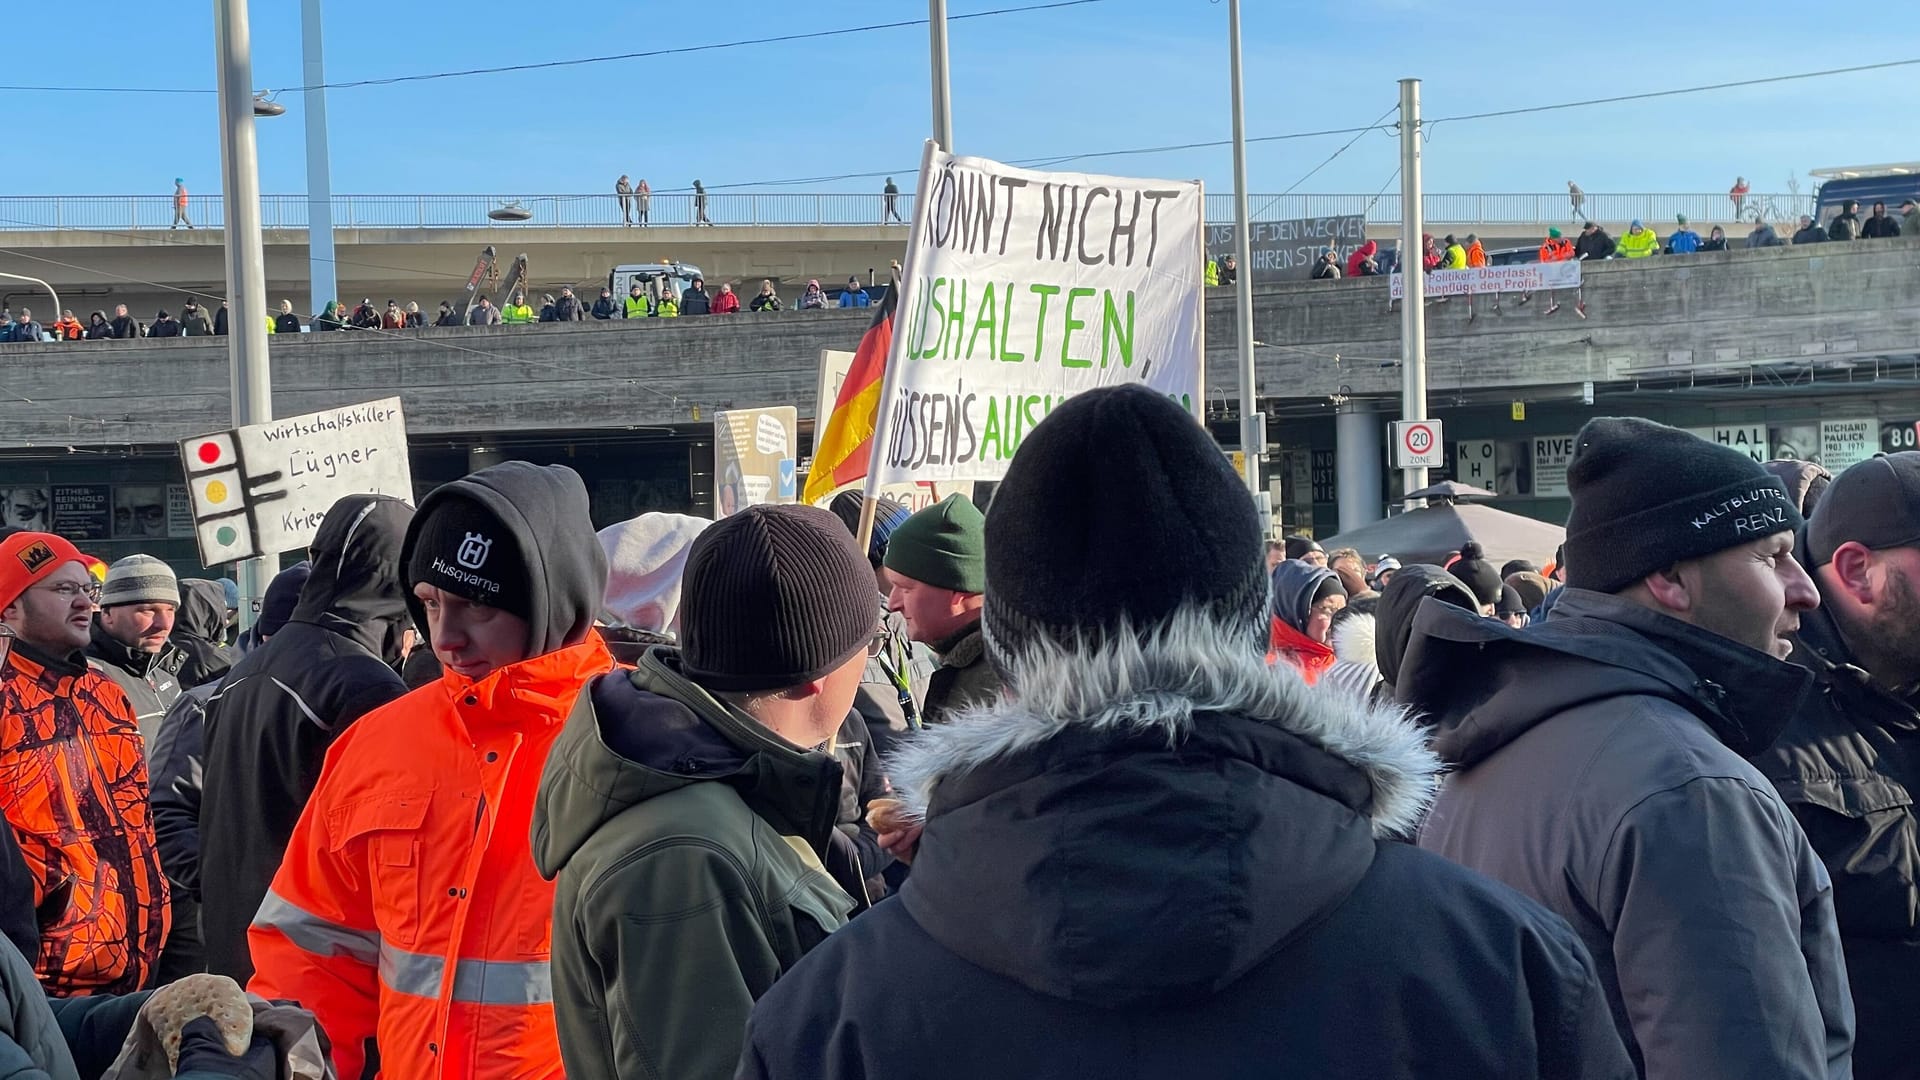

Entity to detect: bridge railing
[0,192,1817,232]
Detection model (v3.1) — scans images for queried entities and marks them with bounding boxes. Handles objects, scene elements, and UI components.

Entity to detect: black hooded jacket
[1374,563,1478,691]
[1401,590,1854,1078]
[1754,560,1920,1080]
[172,579,234,689]
[197,494,415,981]
[739,615,1633,1080]
[84,618,184,746]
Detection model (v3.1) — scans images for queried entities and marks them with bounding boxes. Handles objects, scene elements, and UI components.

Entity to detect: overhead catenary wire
[0,0,1107,96]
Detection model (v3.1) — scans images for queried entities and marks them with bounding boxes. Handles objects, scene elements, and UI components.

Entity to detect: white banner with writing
[1390,261,1582,299]
[178,397,413,564]
[871,143,1205,486]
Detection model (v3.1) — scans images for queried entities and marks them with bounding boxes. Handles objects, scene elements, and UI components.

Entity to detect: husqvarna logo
[455,532,492,570]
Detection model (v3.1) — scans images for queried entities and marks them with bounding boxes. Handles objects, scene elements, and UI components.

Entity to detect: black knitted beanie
[1563,417,1802,594]
[679,504,877,691]
[983,384,1266,663]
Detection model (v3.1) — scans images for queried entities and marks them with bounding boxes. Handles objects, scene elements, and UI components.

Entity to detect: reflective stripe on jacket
[248,635,613,1080]
[501,304,536,325]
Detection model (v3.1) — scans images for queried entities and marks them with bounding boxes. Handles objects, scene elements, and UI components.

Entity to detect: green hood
[531,647,844,879]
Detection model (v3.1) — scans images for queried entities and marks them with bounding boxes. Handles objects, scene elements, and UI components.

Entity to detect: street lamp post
[214,0,279,619]
[0,273,61,332]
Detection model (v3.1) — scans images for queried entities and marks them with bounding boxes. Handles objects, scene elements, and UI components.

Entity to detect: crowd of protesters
[8,386,1920,1076]
[0,273,890,344]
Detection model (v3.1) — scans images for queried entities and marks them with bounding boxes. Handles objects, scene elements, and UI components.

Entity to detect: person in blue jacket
[1666,215,1701,254]
[838,277,871,308]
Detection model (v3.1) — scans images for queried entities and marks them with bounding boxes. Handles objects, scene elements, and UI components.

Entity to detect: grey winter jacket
[1400,588,1853,1080]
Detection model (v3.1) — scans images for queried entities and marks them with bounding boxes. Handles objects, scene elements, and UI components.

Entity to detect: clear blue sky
[6,0,1916,199]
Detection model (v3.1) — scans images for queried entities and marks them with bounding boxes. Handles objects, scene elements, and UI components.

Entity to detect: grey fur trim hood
[888,603,1439,839]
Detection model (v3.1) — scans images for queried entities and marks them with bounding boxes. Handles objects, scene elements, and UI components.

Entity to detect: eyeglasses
[32,581,102,604]
[866,629,890,659]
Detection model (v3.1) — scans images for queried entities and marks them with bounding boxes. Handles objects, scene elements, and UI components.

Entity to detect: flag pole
[856,139,940,555]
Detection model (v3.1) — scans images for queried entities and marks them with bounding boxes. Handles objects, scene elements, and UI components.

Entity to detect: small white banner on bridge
[869,141,1206,487]
[178,397,413,565]
[1390,261,1582,299]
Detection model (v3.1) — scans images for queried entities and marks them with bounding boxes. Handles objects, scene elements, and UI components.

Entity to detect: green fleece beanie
[882,494,986,594]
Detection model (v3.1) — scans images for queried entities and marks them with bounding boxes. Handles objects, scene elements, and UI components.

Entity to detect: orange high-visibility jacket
[1465,241,1489,268]
[0,646,169,995]
[1538,237,1576,262]
[249,634,613,1080]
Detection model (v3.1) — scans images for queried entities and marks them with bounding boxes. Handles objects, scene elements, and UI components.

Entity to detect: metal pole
[929,0,954,151]
[1397,77,1429,507]
[301,0,337,320]
[1228,0,1262,511]
[216,0,278,618]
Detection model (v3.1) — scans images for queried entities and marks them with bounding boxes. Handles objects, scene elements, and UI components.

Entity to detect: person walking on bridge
[615,174,634,225]
[171,178,192,229]
[1567,180,1586,220]
[693,179,712,226]
[883,177,903,224]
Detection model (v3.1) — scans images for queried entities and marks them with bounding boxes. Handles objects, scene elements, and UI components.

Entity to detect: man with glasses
[0,532,169,994]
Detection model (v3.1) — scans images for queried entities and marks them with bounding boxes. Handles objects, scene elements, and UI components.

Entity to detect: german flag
[804,283,898,504]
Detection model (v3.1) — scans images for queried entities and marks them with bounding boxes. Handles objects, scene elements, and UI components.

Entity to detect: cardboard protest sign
[179,397,413,564]
[870,143,1205,488]
[715,406,799,518]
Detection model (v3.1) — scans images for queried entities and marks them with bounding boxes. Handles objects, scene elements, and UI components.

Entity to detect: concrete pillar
[1335,403,1384,534]
[467,445,504,474]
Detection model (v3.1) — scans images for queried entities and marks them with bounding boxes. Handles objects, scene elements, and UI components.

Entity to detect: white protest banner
[1389,261,1581,300]
[179,397,412,564]
[1821,418,1877,472]
[812,350,973,512]
[715,406,799,517]
[869,142,1205,488]
[1689,424,1769,464]
[1206,215,1367,281]
[1532,435,1576,497]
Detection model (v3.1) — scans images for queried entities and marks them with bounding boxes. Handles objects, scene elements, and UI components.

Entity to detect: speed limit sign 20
[1393,419,1445,469]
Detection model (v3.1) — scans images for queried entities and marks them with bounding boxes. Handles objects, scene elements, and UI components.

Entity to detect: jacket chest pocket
[328,790,433,949]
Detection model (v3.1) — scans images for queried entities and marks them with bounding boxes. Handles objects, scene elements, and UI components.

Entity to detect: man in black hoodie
[196,493,414,981]
[738,385,1633,1080]
[249,463,612,1080]
[149,562,309,985]
[172,579,233,689]
[1400,417,1852,1078]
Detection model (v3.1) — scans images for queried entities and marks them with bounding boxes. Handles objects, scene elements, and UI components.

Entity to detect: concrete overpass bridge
[0,189,1807,319]
[0,233,1909,568]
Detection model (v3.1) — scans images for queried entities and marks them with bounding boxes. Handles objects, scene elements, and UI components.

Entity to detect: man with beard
[1755,452,1920,1080]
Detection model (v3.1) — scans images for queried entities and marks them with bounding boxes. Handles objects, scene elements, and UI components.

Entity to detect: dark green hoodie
[531,647,852,1080]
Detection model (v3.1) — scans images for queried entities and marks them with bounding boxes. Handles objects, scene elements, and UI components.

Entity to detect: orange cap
[0,532,86,610]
